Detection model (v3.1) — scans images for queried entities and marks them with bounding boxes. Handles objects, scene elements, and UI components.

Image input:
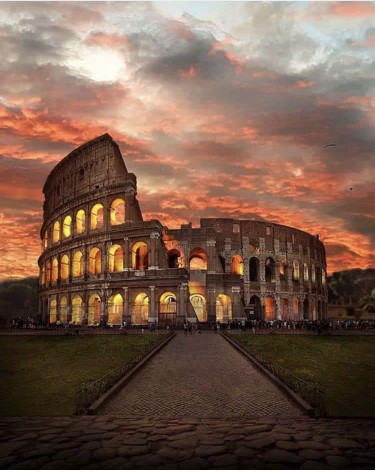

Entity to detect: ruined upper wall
[43,134,131,216]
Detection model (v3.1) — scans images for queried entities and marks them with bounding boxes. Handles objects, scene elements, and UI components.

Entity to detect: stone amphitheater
[38,133,328,326]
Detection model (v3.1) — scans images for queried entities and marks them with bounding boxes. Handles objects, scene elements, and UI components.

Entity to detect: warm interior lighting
[190,294,207,322]
[60,296,68,323]
[60,254,69,280]
[189,248,207,271]
[76,209,86,234]
[132,292,149,325]
[90,203,104,230]
[110,198,125,225]
[216,294,232,322]
[62,215,72,238]
[108,244,124,272]
[88,247,101,274]
[131,242,148,270]
[51,258,58,282]
[231,255,244,275]
[72,251,84,277]
[53,221,60,244]
[265,296,275,320]
[88,294,101,325]
[107,293,123,326]
[49,298,57,324]
[72,295,83,324]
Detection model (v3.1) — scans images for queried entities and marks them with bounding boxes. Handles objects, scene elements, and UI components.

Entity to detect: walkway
[101,331,302,417]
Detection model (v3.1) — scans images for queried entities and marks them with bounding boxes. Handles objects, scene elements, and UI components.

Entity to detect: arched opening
[108,244,124,272]
[293,298,299,320]
[312,300,317,320]
[110,198,125,226]
[265,258,275,283]
[303,298,309,319]
[265,296,275,320]
[168,249,181,268]
[46,260,51,285]
[51,258,58,282]
[159,292,177,325]
[60,296,68,323]
[72,295,83,325]
[107,294,123,326]
[62,215,72,238]
[72,251,84,277]
[49,298,57,324]
[90,203,104,230]
[40,265,46,286]
[279,259,288,281]
[189,248,207,271]
[303,263,309,282]
[312,264,316,283]
[231,255,244,275]
[293,260,300,281]
[43,230,48,250]
[318,300,322,320]
[53,220,60,244]
[190,294,207,322]
[249,257,259,282]
[132,292,149,325]
[216,294,232,323]
[131,242,149,270]
[322,270,326,286]
[249,295,262,319]
[76,209,86,234]
[88,247,101,275]
[281,298,289,320]
[60,254,69,280]
[88,294,101,326]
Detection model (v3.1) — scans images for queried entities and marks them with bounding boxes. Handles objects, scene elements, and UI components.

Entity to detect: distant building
[38,134,328,326]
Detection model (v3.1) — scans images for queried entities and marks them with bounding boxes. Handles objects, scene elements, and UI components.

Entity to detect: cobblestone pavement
[1,416,375,469]
[101,331,302,417]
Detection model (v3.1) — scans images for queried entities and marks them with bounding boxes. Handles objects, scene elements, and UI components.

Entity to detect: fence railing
[224,332,326,416]
[75,331,174,414]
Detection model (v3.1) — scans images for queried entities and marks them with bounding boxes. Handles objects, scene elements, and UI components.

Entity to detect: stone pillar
[275,294,281,320]
[67,297,72,323]
[177,283,188,324]
[84,245,89,276]
[260,259,266,283]
[124,237,130,271]
[148,286,157,324]
[208,288,216,324]
[232,286,243,320]
[149,233,159,269]
[56,297,60,322]
[100,290,106,325]
[81,300,87,325]
[101,243,107,275]
[123,286,131,325]
[207,240,216,274]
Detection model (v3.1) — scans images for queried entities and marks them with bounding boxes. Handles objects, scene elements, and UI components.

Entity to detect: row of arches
[44,198,126,249]
[249,257,325,284]
[259,296,326,320]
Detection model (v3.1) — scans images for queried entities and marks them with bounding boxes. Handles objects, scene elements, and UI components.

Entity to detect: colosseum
[38,133,328,327]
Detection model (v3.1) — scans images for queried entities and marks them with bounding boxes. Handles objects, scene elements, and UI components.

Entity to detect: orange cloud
[331,1,375,17]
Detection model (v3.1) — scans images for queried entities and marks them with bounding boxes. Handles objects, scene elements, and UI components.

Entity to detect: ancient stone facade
[38,134,328,326]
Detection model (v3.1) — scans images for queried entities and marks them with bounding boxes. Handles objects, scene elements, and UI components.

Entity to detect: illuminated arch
[265,257,275,283]
[168,249,181,268]
[293,298,299,319]
[72,251,84,277]
[190,294,207,322]
[60,296,68,323]
[108,244,123,272]
[231,255,244,275]
[322,269,326,286]
[280,259,288,281]
[132,292,149,325]
[51,258,58,282]
[312,299,317,320]
[88,293,101,326]
[43,230,48,250]
[40,265,46,286]
[46,260,51,285]
[62,215,72,238]
[60,254,69,280]
[110,198,125,226]
[90,203,104,230]
[131,242,149,270]
[76,209,86,234]
[72,295,83,325]
[88,247,101,274]
[159,292,177,324]
[216,294,232,322]
[312,264,316,283]
[265,296,275,320]
[49,298,57,324]
[189,248,207,271]
[303,263,309,282]
[249,257,259,282]
[52,220,60,244]
[281,298,289,320]
[293,260,300,281]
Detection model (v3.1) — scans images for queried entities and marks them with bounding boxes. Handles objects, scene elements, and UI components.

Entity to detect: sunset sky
[1,1,375,280]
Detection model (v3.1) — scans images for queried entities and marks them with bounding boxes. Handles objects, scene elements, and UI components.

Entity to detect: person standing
[184,322,188,335]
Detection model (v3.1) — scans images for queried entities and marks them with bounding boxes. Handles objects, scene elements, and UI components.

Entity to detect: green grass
[232,334,375,417]
[0,334,163,416]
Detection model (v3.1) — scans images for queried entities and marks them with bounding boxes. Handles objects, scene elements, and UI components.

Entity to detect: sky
[1,1,375,280]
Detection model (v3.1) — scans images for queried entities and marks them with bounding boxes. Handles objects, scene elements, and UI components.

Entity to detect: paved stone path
[1,416,375,469]
[101,332,302,417]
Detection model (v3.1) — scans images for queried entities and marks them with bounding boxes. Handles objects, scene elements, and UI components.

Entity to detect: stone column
[100,289,106,325]
[101,242,107,276]
[123,286,131,325]
[207,240,216,274]
[177,283,188,324]
[231,286,243,320]
[149,233,159,269]
[208,288,216,324]
[67,295,72,323]
[260,259,266,283]
[81,300,87,325]
[123,237,130,271]
[148,286,157,324]
[56,297,60,322]
[84,245,89,276]
[275,294,281,320]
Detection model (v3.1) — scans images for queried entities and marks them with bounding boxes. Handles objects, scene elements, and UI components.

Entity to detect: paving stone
[180,457,208,469]
[264,449,304,464]
[21,445,57,458]
[130,453,164,467]
[326,455,352,467]
[92,447,116,461]
[9,457,48,469]
[199,437,225,446]
[0,441,28,458]
[299,449,326,460]
[67,450,92,466]
[301,460,329,469]
[247,437,275,449]
[169,438,198,449]
[195,445,228,457]
[276,441,300,451]
[330,438,361,449]
[234,446,256,458]
[273,433,292,441]
[40,460,72,469]
[122,437,148,446]
[39,434,57,442]
[54,448,80,460]
[117,445,150,457]
[352,457,374,466]
[297,441,325,450]
[0,455,17,468]
[157,446,192,461]
[81,441,101,451]
[208,453,239,467]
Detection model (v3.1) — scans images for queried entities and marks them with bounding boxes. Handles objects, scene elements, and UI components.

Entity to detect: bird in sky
[323,143,336,148]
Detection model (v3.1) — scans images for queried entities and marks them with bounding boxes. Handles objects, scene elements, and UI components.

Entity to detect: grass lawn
[0,334,163,416]
[232,334,375,417]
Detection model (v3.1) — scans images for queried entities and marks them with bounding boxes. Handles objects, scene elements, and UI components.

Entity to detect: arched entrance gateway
[107,294,123,326]
[190,294,207,322]
[281,298,289,320]
[88,294,101,326]
[159,292,177,326]
[216,294,232,323]
[132,293,149,325]
[265,296,275,320]
[249,295,262,319]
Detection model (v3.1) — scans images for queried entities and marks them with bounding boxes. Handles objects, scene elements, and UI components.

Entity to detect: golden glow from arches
[265,296,275,320]
[51,258,58,282]
[293,260,300,281]
[190,294,207,322]
[108,244,123,272]
[132,292,149,325]
[76,209,86,234]
[303,263,309,282]
[53,220,60,244]
[43,230,48,250]
[88,247,101,274]
[312,264,316,283]
[40,265,45,286]
[60,296,68,323]
[72,251,84,277]
[131,241,148,270]
[49,298,57,324]
[62,215,72,238]
[110,198,125,225]
[90,203,104,230]
[281,298,289,320]
[231,255,244,275]
[46,260,51,285]
[60,254,69,280]
[72,295,83,324]
[88,293,101,326]
[189,247,207,271]
[216,294,232,322]
[293,298,299,319]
